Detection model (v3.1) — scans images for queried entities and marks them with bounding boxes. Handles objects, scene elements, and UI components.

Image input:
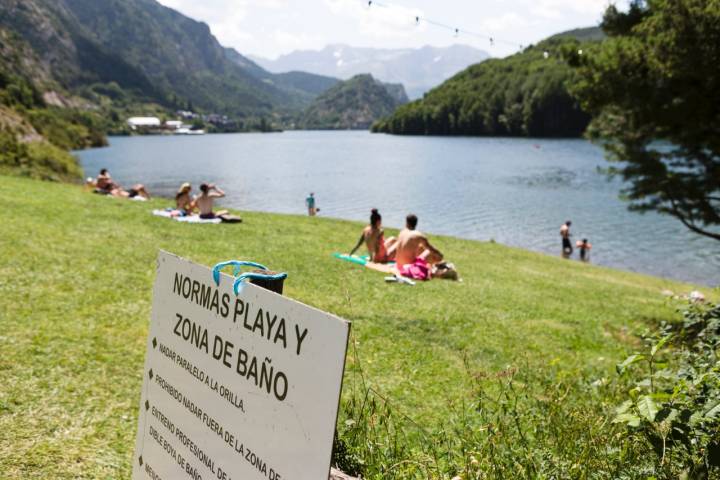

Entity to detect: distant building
[203,113,232,126]
[176,110,199,120]
[165,120,183,130]
[127,117,161,131]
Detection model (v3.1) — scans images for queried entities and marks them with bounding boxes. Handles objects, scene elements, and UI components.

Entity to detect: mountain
[0,0,351,182]
[223,47,339,104]
[300,74,408,130]
[0,0,343,122]
[372,28,603,137]
[250,44,490,99]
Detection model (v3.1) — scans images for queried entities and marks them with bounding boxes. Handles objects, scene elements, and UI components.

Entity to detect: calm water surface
[76,131,718,286]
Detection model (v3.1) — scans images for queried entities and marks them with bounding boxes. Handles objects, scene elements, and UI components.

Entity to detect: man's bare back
[560,223,570,239]
[195,195,216,215]
[393,222,442,268]
[195,184,225,216]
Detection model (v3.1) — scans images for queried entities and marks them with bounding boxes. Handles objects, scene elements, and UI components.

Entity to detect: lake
[76,131,718,286]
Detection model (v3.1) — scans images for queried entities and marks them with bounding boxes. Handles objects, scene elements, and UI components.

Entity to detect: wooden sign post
[133,251,350,480]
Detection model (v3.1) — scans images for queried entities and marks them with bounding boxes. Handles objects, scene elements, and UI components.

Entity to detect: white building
[165,120,183,130]
[127,117,161,130]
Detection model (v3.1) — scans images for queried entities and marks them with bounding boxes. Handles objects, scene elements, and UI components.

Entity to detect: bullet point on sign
[152,338,157,348]
[145,400,150,411]
[139,456,143,466]
[149,369,153,380]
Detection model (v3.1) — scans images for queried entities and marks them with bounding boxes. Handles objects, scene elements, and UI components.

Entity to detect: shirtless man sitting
[195,183,227,219]
[392,214,443,269]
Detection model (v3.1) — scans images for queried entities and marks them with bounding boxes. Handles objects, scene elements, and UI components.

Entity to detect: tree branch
[668,197,720,241]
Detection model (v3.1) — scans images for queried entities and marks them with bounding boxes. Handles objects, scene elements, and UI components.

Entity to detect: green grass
[0,175,711,478]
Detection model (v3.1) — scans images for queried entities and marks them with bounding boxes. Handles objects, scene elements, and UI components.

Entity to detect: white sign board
[133,251,350,480]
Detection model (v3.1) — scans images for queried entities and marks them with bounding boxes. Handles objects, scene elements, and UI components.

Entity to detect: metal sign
[133,251,350,480]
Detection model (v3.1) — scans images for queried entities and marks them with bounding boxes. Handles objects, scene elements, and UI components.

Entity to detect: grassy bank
[0,176,711,478]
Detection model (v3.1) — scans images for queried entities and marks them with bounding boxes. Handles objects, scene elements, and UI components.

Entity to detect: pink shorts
[398,257,431,281]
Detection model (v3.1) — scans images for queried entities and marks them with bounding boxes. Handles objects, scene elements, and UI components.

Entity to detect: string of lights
[363,0,525,50]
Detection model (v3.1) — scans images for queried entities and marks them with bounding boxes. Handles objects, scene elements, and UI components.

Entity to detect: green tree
[571,0,720,241]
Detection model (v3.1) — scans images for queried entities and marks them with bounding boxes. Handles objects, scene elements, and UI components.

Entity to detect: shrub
[26,108,108,150]
[613,301,720,478]
[0,130,82,182]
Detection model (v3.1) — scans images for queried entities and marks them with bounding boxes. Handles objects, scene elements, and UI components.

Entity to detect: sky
[156,0,626,59]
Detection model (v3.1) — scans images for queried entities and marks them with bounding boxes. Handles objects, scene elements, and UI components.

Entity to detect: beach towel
[333,253,369,265]
[332,253,396,274]
[152,209,221,224]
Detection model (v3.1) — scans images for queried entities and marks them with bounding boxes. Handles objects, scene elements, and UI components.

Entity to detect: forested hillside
[0,63,106,181]
[372,28,603,137]
[300,74,408,130]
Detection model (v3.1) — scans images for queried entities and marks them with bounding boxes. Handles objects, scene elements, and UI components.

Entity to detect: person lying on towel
[392,214,443,281]
[349,208,397,263]
[94,168,151,200]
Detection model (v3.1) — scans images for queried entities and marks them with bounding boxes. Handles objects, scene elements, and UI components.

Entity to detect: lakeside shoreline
[75,132,719,287]
[82,186,717,289]
[36,173,718,290]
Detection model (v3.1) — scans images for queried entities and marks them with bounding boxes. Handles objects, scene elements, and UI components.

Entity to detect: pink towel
[399,257,431,281]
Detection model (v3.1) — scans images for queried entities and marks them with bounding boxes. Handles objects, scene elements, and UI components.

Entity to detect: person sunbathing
[95,168,150,199]
[349,209,397,263]
[115,184,150,200]
[95,168,118,194]
[173,182,194,216]
[392,214,443,280]
[196,183,227,219]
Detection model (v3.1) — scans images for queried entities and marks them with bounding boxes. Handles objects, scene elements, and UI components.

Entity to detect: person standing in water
[349,209,397,263]
[576,238,592,262]
[560,220,573,256]
[306,192,317,216]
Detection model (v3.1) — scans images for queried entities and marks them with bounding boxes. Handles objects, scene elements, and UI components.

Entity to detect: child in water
[576,238,592,261]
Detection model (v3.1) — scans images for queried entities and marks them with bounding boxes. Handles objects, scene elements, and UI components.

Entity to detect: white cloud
[155,0,625,58]
[479,12,531,33]
[157,0,250,40]
[529,0,612,19]
[273,30,327,52]
[157,0,293,53]
[325,0,426,39]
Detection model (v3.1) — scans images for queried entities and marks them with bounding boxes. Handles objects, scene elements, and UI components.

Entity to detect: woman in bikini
[173,182,194,216]
[349,209,396,263]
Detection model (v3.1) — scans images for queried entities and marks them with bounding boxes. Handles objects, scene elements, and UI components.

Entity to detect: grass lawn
[0,175,710,478]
